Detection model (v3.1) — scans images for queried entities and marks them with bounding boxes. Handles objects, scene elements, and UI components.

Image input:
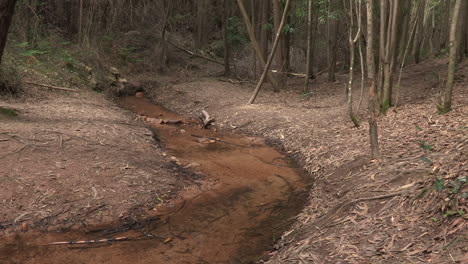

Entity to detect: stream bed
[0,97,310,264]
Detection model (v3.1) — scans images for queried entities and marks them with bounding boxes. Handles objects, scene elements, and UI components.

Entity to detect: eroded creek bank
[1,96,310,264]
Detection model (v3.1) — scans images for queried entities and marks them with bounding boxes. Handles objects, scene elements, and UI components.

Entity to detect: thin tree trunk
[377,0,388,104]
[223,0,230,76]
[347,0,361,127]
[251,0,256,77]
[237,0,279,91]
[304,0,313,92]
[412,0,426,64]
[78,0,83,44]
[259,0,269,62]
[439,0,463,114]
[366,0,381,159]
[248,0,291,104]
[0,0,16,65]
[382,0,400,113]
[395,0,423,108]
[272,0,286,91]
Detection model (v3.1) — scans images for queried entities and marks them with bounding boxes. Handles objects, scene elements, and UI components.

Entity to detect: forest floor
[0,46,467,263]
[140,57,467,263]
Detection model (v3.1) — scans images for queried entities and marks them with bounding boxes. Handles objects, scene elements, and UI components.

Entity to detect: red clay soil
[0,87,310,263]
[141,57,467,263]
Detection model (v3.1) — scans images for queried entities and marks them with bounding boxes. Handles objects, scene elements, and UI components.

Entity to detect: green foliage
[119,46,142,63]
[419,141,433,150]
[420,157,433,165]
[227,16,248,49]
[433,178,446,191]
[415,125,423,131]
[0,107,18,118]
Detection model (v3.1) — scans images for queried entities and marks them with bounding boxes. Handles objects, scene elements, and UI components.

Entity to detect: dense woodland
[1,0,467,157]
[0,0,467,263]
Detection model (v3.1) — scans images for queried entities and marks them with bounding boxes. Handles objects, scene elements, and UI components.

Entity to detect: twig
[47,236,128,245]
[168,42,224,65]
[25,81,80,92]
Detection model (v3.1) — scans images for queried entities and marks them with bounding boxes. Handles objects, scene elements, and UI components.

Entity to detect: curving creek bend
[1,97,310,264]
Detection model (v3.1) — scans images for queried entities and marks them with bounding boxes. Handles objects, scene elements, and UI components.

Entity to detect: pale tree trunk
[223,0,230,76]
[0,0,16,65]
[366,0,381,159]
[439,0,452,51]
[439,0,463,114]
[304,0,313,92]
[377,0,388,103]
[347,0,362,127]
[381,0,400,113]
[248,0,291,104]
[237,0,279,91]
[395,0,424,108]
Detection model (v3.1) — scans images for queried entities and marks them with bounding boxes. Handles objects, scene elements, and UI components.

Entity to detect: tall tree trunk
[248,0,291,104]
[326,0,339,82]
[0,0,16,65]
[272,0,286,91]
[377,0,388,106]
[259,0,269,62]
[412,0,426,64]
[366,0,381,159]
[237,0,279,91]
[304,0,313,92]
[439,0,463,114]
[196,0,208,49]
[381,0,401,113]
[223,0,230,76]
[250,0,257,77]
[347,0,361,127]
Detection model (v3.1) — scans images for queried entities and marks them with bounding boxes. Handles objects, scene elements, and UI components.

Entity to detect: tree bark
[0,0,16,65]
[439,0,463,114]
[304,0,313,92]
[237,0,279,91]
[248,0,291,104]
[259,0,269,62]
[381,0,400,113]
[223,0,230,76]
[347,0,361,127]
[366,0,381,159]
[272,0,287,91]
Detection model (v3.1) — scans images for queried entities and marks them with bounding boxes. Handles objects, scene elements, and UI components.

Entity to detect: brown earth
[140,57,467,263]
[0,88,197,235]
[0,51,466,264]
[0,85,310,263]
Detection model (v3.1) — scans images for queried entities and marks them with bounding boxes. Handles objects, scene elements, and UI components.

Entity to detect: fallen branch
[25,82,79,92]
[168,42,224,65]
[47,236,128,245]
[270,70,306,77]
[198,110,215,129]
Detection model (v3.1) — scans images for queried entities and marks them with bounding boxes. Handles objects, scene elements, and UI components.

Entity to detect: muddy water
[0,97,309,264]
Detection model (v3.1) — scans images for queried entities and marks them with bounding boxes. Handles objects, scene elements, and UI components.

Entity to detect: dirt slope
[0,87,197,235]
[144,58,467,263]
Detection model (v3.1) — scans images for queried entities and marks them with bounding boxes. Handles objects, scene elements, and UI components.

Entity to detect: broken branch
[25,82,80,92]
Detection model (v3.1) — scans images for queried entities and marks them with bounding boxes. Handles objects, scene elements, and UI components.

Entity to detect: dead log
[198,109,215,129]
[25,82,79,92]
